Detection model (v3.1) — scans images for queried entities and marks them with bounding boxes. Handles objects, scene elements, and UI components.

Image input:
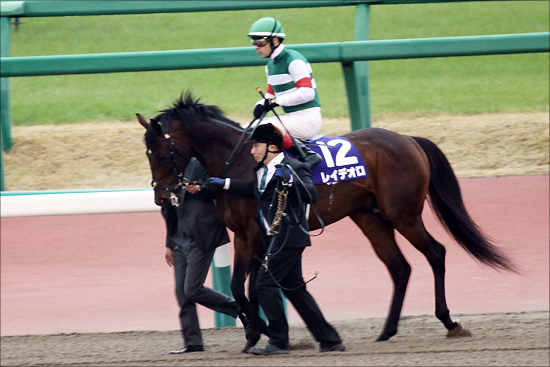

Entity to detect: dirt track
[1,311,548,366]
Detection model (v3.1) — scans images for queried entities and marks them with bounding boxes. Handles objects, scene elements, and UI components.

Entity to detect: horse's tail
[411,136,517,273]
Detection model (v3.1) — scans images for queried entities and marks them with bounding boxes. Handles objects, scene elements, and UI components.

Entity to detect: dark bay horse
[137,93,516,352]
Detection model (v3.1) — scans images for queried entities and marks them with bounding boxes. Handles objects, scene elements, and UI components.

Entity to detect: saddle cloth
[287,136,369,185]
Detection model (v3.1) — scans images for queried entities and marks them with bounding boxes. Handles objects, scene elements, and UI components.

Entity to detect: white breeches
[249,107,322,140]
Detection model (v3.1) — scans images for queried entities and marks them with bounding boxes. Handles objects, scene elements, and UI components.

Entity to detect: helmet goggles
[250,37,270,47]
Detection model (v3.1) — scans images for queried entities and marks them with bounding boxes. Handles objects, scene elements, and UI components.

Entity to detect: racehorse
[137,92,516,352]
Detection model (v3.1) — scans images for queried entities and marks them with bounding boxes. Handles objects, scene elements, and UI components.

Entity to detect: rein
[151,108,324,289]
[284,163,325,237]
[218,111,267,178]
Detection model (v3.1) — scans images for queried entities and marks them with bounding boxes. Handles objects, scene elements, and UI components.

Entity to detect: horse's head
[138,91,256,206]
[137,113,191,207]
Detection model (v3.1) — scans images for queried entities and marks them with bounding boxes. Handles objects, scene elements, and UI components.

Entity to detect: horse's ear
[136,113,149,129]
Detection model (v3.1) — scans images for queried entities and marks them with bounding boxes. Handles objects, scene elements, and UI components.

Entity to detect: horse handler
[161,157,247,354]
[207,123,345,355]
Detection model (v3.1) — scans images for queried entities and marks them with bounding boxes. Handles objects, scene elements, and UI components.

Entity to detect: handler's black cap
[247,123,284,151]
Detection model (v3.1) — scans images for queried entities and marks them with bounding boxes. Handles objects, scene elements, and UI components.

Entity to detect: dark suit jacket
[161,158,229,253]
[226,155,318,253]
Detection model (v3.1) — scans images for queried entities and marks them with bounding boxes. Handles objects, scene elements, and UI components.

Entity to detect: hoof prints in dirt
[1,311,548,366]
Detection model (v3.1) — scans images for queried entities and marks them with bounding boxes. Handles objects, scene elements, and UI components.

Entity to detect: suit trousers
[173,240,240,347]
[256,246,342,349]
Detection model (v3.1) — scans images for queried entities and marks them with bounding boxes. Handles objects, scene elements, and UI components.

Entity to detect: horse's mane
[145,91,243,148]
[158,91,242,129]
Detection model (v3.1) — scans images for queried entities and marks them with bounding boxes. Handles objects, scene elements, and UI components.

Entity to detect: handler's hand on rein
[185,184,201,194]
[275,166,292,181]
[206,177,226,191]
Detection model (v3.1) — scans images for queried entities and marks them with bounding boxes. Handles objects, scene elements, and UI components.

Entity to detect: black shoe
[319,341,346,353]
[168,345,205,354]
[248,342,290,355]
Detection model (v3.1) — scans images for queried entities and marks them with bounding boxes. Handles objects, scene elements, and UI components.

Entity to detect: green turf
[7,1,549,125]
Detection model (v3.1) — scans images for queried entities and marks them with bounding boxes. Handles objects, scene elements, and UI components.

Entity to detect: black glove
[264,98,278,113]
[253,99,278,119]
[253,103,265,119]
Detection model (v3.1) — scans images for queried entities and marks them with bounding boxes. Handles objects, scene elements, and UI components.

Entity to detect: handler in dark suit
[207,123,345,355]
[162,157,244,354]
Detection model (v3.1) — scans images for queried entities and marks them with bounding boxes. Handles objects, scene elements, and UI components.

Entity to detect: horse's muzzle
[155,190,182,207]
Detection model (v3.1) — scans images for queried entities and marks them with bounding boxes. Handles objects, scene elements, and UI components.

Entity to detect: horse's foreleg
[230,260,248,319]
[242,261,270,352]
[229,236,256,347]
[350,211,411,342]
[231,260,261,353]
[230,238,269,353]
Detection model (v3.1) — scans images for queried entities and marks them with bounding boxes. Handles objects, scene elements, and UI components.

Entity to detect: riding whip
[256,87,307,162]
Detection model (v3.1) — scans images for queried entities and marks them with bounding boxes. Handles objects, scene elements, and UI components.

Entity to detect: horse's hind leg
[395,217,470,336]
[350,211,412,341]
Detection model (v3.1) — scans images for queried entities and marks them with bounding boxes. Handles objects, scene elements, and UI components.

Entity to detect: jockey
[247,17,322,168]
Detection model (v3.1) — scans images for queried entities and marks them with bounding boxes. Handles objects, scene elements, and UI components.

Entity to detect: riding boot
[288,138,321,168]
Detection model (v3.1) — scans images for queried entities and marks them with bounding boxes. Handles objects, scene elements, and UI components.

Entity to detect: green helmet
[247,17,286,40]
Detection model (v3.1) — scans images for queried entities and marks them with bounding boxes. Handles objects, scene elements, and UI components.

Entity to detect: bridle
[149,120,187,206]
[148,115,251,205]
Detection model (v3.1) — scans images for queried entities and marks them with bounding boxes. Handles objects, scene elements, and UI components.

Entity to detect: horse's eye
[150,180,157,188]
[151,153,168,162]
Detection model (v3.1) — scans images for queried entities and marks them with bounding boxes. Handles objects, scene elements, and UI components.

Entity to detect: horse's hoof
[446,322,472,338]
[376,334,390,342]
[241,341,256,354]
[376,329,396,342]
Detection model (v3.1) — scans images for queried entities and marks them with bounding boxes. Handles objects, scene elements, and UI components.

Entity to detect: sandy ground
[2,111,548,190]
[1,311,548,366]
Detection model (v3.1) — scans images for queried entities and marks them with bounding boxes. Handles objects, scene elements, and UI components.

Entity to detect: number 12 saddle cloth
[286,136,368,185]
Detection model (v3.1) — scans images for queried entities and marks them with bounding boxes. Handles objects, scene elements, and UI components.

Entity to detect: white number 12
[316,139,359,168]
